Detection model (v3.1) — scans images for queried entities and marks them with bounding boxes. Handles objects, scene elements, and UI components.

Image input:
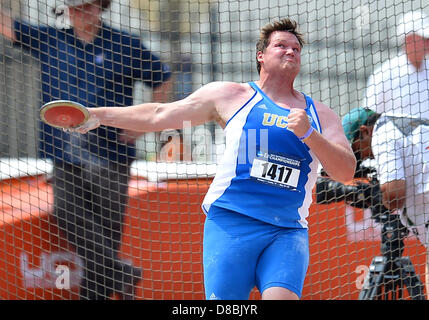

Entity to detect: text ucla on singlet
[202,82,322,228]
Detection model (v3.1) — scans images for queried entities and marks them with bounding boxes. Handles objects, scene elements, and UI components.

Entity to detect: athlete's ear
[256,50,264,63]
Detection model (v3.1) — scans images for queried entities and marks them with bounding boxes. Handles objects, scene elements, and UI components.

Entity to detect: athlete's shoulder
[310,99,341,129]
[195,81,254,104]
[307,97,332,115]
[194,82,254,127]
[201,81,252,93]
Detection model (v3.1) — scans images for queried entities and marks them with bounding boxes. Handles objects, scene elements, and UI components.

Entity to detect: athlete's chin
[281,59,300,67]
[280,65,300,76]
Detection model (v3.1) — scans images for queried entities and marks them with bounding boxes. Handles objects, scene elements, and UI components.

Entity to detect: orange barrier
[0,176,78,300]
[0,175,426,299]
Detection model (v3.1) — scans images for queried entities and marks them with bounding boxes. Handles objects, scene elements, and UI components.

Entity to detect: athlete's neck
[254,78,302,106]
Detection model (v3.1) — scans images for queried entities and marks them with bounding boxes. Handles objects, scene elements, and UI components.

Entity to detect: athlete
[68,18,356,300]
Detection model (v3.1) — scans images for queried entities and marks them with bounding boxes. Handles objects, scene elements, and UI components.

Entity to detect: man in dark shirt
[1,0,172,299]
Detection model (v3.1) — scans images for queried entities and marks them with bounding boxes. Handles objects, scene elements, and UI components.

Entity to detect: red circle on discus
[43,106,86,127]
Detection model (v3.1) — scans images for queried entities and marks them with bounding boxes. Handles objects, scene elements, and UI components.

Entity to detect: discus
[40,100,89,129]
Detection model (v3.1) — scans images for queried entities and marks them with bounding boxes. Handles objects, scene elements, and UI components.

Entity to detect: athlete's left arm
[300,103,356,183]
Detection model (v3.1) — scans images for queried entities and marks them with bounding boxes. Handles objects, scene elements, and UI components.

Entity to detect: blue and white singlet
[202,82,322,228]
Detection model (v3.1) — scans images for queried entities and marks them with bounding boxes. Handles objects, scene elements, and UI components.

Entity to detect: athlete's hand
[63,109,101,134]
[287,108,311,138]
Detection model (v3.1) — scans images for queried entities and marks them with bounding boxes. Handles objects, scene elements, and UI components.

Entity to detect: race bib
[250,152,301,190]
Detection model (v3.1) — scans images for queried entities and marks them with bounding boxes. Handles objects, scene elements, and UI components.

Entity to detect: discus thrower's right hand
[64,108,101,134]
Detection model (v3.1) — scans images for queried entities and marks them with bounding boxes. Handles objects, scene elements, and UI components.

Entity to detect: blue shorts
[203,205,309,300]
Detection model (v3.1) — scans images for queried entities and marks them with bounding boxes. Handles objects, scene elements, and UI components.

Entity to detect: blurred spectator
[363,11,429,119]
[0,0,172,300]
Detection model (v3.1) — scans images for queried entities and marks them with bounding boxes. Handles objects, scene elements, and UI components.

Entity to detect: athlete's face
[257,31,302,76]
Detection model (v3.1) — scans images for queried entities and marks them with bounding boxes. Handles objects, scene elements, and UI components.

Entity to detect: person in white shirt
[343,107,429,299]
[363,11,429,119]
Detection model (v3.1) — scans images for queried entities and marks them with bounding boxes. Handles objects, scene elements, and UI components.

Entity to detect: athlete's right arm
[74,82,229,134]
[0,10,16,41]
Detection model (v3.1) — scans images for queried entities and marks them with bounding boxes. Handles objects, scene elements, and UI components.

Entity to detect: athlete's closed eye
[274,42,300,53]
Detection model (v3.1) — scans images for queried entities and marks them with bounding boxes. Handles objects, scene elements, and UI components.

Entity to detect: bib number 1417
[250,159,300,189]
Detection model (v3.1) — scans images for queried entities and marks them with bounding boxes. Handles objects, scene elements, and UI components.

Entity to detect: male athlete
[68,18,356,300]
